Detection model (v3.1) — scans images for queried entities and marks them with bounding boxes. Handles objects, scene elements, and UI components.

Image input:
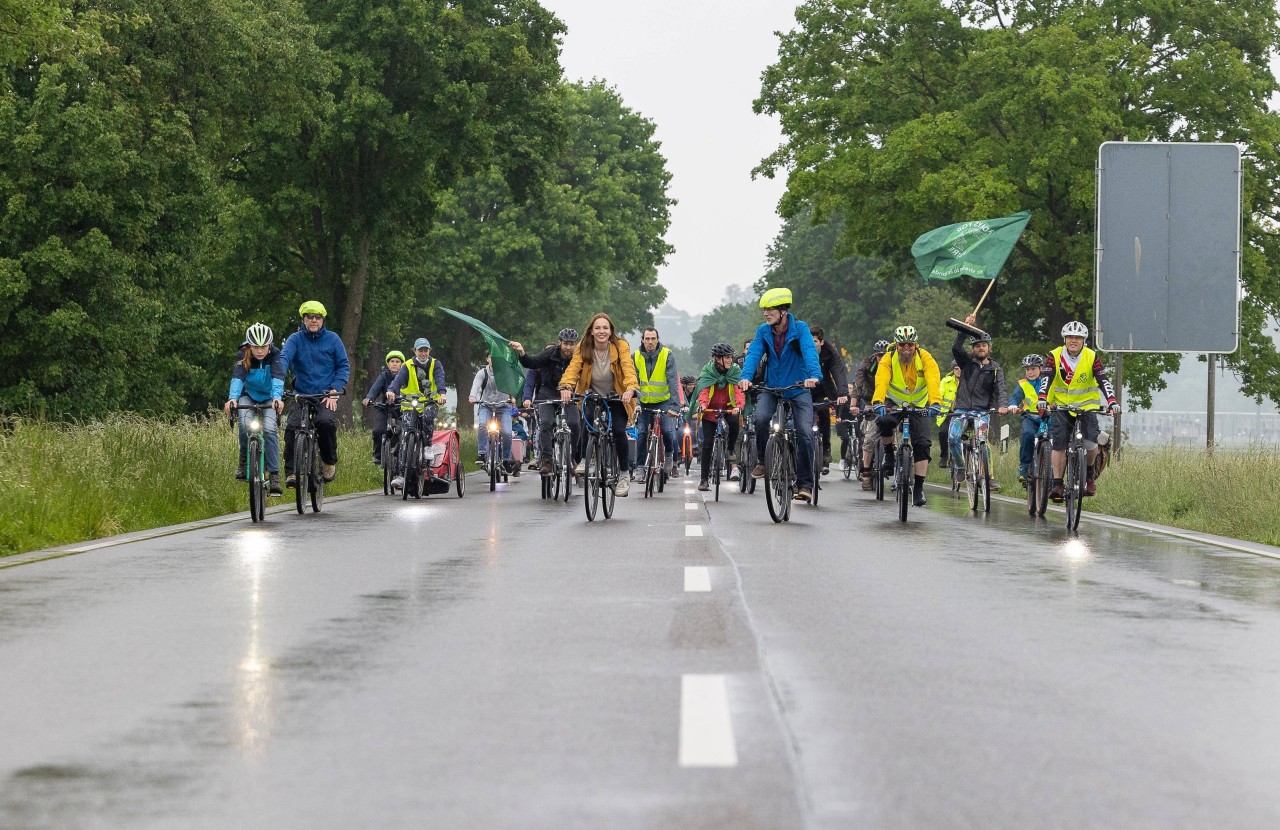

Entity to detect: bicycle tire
[763,436,788,523]
[712,434,722,502]
[559,435,573,503]
[1035,440,1052,517]
[896,443,912,522]
[736,431,749,493]
[488,440,498,492]
[583,436,600,521]
[294,440,308,514]
[601,441,616,519]
[248,437,264,523]
[310,443,324,512]
[979,443,991,513]
[381,434,394,496]
[454,454,465,498]
[872,439,885,501]
[842,435,854,481]
[1064,447,1080,531]
[400,432,418,502]
[963,438,977,510]
[1069,445,1087,532]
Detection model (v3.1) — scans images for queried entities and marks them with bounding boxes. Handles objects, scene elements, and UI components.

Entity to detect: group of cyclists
[226,289,1121,513]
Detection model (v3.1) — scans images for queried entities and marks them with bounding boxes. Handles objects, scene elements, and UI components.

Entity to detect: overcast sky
[542,0,801,317]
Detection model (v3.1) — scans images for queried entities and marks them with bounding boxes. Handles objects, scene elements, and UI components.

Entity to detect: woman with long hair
[559,312,640,496]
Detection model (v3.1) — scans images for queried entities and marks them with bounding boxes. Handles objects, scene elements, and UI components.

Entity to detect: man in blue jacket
[738,287,822,502]
[279,300,350,487]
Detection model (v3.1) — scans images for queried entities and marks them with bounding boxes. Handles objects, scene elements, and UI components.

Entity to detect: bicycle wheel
[964,440,978,511]
[712,435,723,502]
[1064,447,1081,532]
[381,434,394,496]
[1069,446,1087,532]
[583,436,599,521]
[601,441,616,519]
[842,435,854,481]
[872,439,885,501]
[248,437,264,523]
[736,431,749,493]
[400,432,418,502]
[763,435,789,523]
[310,443,324,512]
[1034,440,1052,517]
[454,454,465,497]
[559,436,573,503]
[293,440,308,514]
[896,444,912,522]
[488,441,499,492]
[979,443,991,513]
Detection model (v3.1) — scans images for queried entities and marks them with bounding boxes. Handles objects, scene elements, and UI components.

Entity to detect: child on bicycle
[362,350,404,465]
[689,343,744,491]
[1007,353,1046,483]
[223,323,286,494]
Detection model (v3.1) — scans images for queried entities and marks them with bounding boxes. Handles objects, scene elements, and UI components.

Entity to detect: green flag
[436,307,525,398]
[911,210,1031,282]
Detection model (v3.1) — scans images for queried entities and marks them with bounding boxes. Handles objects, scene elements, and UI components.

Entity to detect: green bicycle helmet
[759,287,793,309]
[299,300,327,317]
[385,350,405,364]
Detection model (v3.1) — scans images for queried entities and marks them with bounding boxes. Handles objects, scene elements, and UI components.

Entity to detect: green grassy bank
[923,433,1280,546]
[0,414,479,557]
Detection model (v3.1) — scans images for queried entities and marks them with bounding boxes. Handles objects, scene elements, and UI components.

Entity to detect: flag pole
[972,277,997,316]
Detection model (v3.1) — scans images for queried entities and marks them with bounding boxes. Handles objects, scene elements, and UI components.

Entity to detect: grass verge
[0,414,480,557]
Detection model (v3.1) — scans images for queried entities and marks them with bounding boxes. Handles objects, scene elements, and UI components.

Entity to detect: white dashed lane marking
[679,674,738,767]
[685,525,703,538]
[684,566,711,592]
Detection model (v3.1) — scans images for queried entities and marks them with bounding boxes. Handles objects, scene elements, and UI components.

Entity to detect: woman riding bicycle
[558,313,639,497]
[223,323,285,495]
[689,342,744,492]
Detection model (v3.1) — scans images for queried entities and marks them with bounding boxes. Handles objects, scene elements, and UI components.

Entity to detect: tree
[756,0,1280,406]
[690,297,760,362]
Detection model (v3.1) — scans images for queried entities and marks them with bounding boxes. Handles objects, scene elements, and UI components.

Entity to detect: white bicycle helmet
[894,325,918,343]
[1061,321,1088,338]
[245,322,273,347]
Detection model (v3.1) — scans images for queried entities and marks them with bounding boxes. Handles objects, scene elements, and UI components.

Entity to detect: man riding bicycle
[280,300,350,488]
[738,287,822,503]
[1037,321,1119,499]
[510,328,583,476]
[632,327,682,482]
[871,325,942,507]
[469,353,515,472]
[949,314,1009,491]
[387,337,447,491]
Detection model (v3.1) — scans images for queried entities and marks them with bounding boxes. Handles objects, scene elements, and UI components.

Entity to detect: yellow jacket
[872,347,942,407]
[559,338,641,420]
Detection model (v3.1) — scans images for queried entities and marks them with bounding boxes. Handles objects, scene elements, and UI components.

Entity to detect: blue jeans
[1019,414,1042,474]
[635,404,677,468]
[476,404,513,460]
[754,391,815,489]
[237,396,280,474]
[948,410,990,468]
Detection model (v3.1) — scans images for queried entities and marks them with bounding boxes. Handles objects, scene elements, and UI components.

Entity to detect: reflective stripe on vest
[1018,378,1039,412]
[401,358,437,410]
[1047,346,1101,410]
[936,375,958,425]
[888,352,928,407]
[634,348,670,404]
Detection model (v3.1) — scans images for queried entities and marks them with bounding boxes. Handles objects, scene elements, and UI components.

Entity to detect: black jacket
[812,340,850,401]
[519,344,572,400]
[952,332,1007,411]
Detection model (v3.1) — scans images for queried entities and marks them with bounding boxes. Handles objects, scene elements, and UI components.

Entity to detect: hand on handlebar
[872,404,887,418]
[926,403,942,418]
[223,399,235,417]
[803,378,819,389]
[325,390,339,411]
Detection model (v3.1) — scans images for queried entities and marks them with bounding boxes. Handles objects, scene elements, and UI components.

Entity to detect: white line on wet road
[685,525,703,537]
[679,674,738,767]
[684,566,711,592]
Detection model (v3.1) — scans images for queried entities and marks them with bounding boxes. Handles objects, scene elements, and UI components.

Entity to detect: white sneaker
[390,475,404,491]
[840,459,851,472]
[573,459,585,475]
[615,478,630,497]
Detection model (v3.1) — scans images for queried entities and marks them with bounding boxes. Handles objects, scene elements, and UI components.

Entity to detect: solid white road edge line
[679,674,738,768]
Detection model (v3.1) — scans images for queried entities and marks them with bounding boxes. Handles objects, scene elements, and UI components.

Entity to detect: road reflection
[235,530,275,756]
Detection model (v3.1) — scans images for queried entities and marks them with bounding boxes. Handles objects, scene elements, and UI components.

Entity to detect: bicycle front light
[772,422,782,433]
[487,420,499,434]
[249,419,262,431]
[683,426,691,435]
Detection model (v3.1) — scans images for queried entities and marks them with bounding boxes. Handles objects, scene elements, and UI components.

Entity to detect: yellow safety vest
[1018,378,1039,413]
[634,348,671,404]
[401,358,437,411]
[1047,346,1102,410]
[936,374,958,425]
[888,352,929,407]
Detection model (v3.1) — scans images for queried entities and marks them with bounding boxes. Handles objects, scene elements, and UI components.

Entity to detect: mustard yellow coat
[558,338,641,420]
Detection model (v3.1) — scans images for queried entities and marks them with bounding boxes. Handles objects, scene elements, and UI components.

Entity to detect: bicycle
[396,393,437,501]
[285,391,341,515]
[579,391,622,522]
[481,410,509,492]
[878,404,927,522]
[1028,416,1052,518]
[678,417,695,476]
[638,403,676,498]
[953,408,997,514]
[230,401,275,523]
[838,412,861,481]
[1050,404,1094,533]
[756,382,808,523]
[699,408,737,502]
[809,401,837,507]
[735,405,757,495]
[532,399,575,503]
[373,402,401,496]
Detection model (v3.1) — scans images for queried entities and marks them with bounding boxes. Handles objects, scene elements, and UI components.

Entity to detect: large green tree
[756,0,1280,406]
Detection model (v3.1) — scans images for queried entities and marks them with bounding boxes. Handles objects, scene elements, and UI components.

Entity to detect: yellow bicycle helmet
[385,350,405,364]
[759,287,793,309]
[299,300,327,317]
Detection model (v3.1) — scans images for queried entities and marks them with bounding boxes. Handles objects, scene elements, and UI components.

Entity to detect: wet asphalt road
[3,469,1280,829]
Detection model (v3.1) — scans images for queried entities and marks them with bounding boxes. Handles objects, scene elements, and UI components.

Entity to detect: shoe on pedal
[1049,482,1065,501]
[794,487,812,502]
[913,489,927,507]
[697,479,710,492]
[539,457,554,475]
[1084,478,1097,497]
[285,474,296,489]
[750,464,765,479]
[615,478,630,497]
[390,475,404,491]
[322,463,336,482]
[235,469,248,482]
[268,474,282,495]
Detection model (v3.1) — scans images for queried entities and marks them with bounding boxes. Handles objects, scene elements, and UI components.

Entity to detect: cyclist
[280,301,350,488]
[679,373,699,462]
[511,328,583,476]
[386,337,447,491]
[871,325,942,507]
[1007,354,1046,483]
[853,339,889,489]
[558,313,639,497]
[224,323,285,495]
[632,327,682,482]
[738,287,823,503]
[1037,321,1119,499]
[809,326,849,476]
[949,314,1009,490]
[362,350,404,465]
[469,353,515,472]
[680,374,697,406]
[936,360,960,472]
[689,342,744,491]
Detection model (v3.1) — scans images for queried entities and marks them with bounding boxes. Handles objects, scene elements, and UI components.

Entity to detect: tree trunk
[336,235,372,427]
[444,320,476,430]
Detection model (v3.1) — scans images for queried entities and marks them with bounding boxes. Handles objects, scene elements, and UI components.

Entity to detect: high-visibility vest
[888,352,929,407]
[634,348,671,404]
[1047,346,1102,410]
[1018,378,1039,413]
[936,374,958,425]
[401,358,437,411]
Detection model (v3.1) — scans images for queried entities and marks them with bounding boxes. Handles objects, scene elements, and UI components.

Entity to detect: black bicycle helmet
[681,375,695,384]
[873,339,890,354]
[710,342,734,357]
[557,327,579,343]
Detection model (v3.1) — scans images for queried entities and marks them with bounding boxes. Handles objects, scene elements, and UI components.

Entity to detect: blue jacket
[279,325,350,395]
[741,313,823,399]
[229,346,285,403]
[364,366,397,403]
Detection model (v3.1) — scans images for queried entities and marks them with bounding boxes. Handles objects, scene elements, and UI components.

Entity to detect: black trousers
[284,403,338,474]
[699,417,739,480]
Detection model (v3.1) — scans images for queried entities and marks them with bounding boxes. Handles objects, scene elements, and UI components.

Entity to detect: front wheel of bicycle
[1035,440,1052,517]
[1065,446,1086,532]
[896,444,913,522]
[964,440,978,511]
[979,443,991,513]
[293,440,308,514]
[400,432,418,502]
[583,436,600,522]
[872,439,886,501]
[600,441,616,519]
[559,436,573,503]
[763,436,791,523]
[310,443,324,512]
[248,437,264,523]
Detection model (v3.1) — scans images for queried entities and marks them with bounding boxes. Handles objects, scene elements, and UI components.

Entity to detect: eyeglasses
[303,314,324,321]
